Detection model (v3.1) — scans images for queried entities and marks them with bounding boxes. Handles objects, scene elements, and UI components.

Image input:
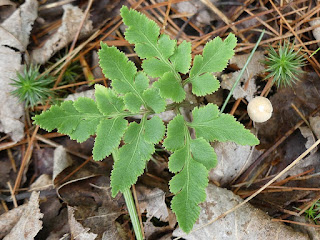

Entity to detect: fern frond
[187,34,237,96]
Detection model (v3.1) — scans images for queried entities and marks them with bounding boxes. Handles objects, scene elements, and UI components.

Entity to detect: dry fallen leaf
[53,146,73,186]
[173,184,309,240]
[0,0,38,142]
[299,126,317,154]
[310,19,320,44]
[138,186,169,221]
[32,4,93,64]
[221,72,257,101]
[59,175,123,239]
[0,203,28,238]
[210,141,262,186]
[64,89,95,102]
[4,191,43,240]
[220,51,265,102]
[309,116,320,139]
[174,0,217,25]
[30,174,53,191]
[68,206,97,240]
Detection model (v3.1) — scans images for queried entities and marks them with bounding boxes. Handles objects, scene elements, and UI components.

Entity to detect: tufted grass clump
[263,42,305,88]
[11,65,54,108]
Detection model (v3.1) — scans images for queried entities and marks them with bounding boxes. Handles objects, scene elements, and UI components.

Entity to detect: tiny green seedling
[305,201,320,223]
[33,6,259,236]
[263,42,305,88]
[11,65,54,108]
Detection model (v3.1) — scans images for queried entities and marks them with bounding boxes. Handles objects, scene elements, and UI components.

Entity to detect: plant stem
[220,29,265,114]
[122,188,144,240]
[112,150,143,240]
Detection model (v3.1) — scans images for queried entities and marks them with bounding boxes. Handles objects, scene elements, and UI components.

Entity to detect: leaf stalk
[112,149,143,240]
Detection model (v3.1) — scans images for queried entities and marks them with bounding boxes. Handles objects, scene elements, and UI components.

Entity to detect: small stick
[271,219,320,228]
[7,149,17,173]
[7,182,18,208]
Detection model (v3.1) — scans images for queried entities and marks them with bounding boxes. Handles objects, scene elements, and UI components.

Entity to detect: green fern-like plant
[33,6,259,234]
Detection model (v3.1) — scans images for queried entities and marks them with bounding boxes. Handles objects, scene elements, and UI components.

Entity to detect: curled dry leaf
[30,174,53,191]
[68,206,97,240]
[174,0,217,25]
[173,184,309,240]
[32,4,93,64]
[53,146,73,186]
[0,0,38,142]
[310,19,320,44]
[4,191,43,240]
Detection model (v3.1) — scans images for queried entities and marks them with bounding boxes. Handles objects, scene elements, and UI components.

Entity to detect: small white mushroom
[247,96,273,123]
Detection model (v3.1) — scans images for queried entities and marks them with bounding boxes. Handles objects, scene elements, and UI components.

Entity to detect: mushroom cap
[247,96,273,123]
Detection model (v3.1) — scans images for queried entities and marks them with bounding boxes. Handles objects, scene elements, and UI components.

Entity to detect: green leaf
[143,88,166,113]
[124,93,143,113]
[98,44,137,94]
[95,85,125,115]
[142,58,171,77]
[157,34,176,58]
[121,6,160,59]
[93,118,128,161]
[168,145,188,173]
[163,114,186,151]
[192,102,219,123]
[73,97,100,115]
[33,101,86,134]
[189,104,259,145]
[69,119,100,143]
[153,72,185,102]
[190,138,217,169]
[134,72,149,93]
[124,122,141,144]
[144,116,165,144]
[191,73,220,96]
[170,157,208,233]
[33,95,129,161]
[166,115,215,233]
[33,98,103,142]
[111,119,154,196]
[190,34,237,77]
[170,40,192,74]
[121,6,185,104]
